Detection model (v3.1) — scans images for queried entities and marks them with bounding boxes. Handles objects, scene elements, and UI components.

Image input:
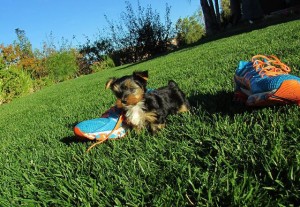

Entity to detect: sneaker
[74,106,127,141]
[234,55,300,106]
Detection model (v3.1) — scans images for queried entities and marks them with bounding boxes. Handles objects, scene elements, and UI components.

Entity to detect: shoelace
[86,114,124,152]
[252,55,291,77]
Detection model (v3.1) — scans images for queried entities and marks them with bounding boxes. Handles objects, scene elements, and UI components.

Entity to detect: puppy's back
[144,80,189,113]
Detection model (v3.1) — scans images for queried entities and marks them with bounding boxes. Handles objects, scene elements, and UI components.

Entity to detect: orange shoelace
[252,55,291,77]
[86,114,124,153]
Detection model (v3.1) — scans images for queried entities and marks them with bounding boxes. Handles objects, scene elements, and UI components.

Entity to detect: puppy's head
[105,71,148,108]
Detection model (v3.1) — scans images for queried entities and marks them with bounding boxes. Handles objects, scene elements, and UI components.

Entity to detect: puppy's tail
[168,80,178,88]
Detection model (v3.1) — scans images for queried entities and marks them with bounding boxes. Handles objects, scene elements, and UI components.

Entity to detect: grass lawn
[0,20,300,206]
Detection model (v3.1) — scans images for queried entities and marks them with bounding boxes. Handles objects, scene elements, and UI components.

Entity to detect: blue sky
[0,0,200,50]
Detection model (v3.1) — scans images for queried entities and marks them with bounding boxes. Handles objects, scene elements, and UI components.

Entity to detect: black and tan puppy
[105,71,190,133]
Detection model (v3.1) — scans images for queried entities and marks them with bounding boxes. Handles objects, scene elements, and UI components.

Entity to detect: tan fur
[124,79,133,88]
[114,85,122,93]
[116,99,123,108]
[178,104,189,113]
[134,71,148,81]
[105,78,115,89]
[145,111,157,123]
[150,123,166,133]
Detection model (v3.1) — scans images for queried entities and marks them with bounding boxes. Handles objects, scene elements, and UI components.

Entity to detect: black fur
[144,80,190,124]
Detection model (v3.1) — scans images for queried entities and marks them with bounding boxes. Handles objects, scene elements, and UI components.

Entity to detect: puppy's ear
[133,70,148,81]
[105,78,116,89]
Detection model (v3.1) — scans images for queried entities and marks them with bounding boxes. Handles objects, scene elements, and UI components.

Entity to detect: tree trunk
[230,0,241,25]
[242,0,263,21]
[200,0,220,35]
[214,0,221,25]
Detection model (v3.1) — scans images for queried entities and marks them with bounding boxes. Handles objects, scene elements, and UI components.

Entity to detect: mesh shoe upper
[235,59,300,94]
[234,55,300,106]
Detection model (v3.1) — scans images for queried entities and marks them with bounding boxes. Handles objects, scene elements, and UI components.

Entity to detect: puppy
[105,71,190,133]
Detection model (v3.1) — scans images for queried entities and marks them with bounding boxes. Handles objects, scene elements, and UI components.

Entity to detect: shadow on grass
[60,136,90,145]
[188,90,297,118]
[188,90,253,117]
[61,122,91,145]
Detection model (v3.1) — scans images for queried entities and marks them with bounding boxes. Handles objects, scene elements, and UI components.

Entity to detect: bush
[32,76,54,91]
[45,49,79,82]
[175,11,205,46]
[90,56,115,73]
[0,66,33,104]
[221,0,231,26]
[106,1,173,64]
[0,56,5,70]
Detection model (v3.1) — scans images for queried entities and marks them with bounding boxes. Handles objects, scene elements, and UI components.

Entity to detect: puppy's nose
[121,99,127,104]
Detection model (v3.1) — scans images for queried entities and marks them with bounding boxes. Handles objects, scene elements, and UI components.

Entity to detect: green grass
[1,20,300,206]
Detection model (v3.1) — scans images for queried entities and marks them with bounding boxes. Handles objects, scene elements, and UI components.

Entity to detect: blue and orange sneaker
[234,55,300,106]
[74,106,127,142]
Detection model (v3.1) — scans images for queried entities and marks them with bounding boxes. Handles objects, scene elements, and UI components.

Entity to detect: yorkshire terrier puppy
[105,70,190,133]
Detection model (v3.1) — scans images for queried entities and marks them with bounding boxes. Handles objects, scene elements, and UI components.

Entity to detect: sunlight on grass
[0,20,300,206]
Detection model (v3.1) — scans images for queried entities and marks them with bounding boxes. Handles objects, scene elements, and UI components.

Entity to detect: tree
[105,0,173,64]
[199,0,221,35]
[230,0,242,25]
[80,38,114,63]
[193,0,265,35]
[15,28,33,58]
[14,28,41,76]
[229,0,264,24]
[78,37,115,74]
[45,49,79,82]
[221,0,231,25]
[176,11,205,45]
[0,44,22,68]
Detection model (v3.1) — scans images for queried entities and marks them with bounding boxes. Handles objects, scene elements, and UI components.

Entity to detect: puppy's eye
[121,86,128,90]
[130,88,136,93]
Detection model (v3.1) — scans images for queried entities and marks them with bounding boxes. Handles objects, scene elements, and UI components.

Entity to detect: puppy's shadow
[188,90,251,117]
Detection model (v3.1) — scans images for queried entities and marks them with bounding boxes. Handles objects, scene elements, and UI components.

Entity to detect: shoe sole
[74,126,101,140]
[246,80,300,106]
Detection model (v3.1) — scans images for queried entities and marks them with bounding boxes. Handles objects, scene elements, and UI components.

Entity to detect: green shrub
[0,56,5,70]
[0,66,33,104]
[90,56,115,73]
[176,12,205,46]
[32,76,54,91]
[45,49,79,82]
[221,0,231,26]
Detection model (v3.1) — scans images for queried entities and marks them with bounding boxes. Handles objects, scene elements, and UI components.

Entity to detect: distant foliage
[0,44,21,68]
[80,38,114,63]
[0,66,33,104]
[175,11,205,46]
[79,37,114,74]
[90,56,115,73]
[0,29,88,104]
[0,30,45,79]
[45,49,79,82]
[32,76,54,92]
[221,0,231,26]
[0,56,4,70]
[14,29,41,76]
[105,0,173,64]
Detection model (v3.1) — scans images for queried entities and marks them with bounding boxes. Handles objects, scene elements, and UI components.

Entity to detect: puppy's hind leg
[150,123,166,134]
[178,103,189,113]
